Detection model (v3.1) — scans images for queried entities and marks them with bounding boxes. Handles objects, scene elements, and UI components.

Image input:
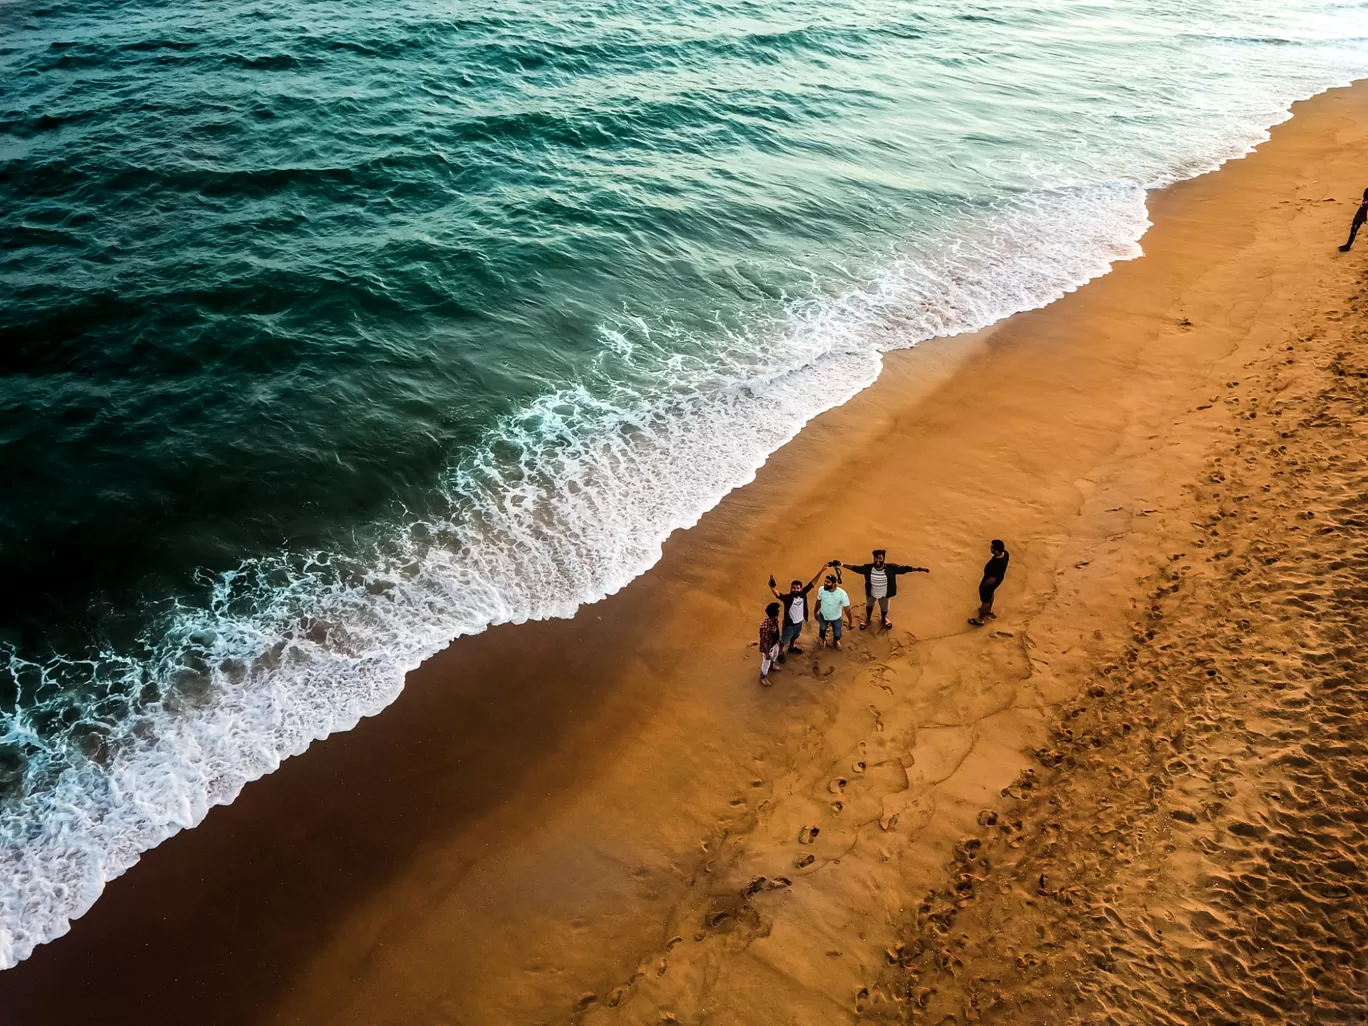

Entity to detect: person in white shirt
[768,565,827,660]
[814,572,853,649]
[836,549,929,631]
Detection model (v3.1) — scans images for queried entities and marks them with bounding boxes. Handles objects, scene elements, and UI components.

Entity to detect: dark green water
[2,0,1366,969]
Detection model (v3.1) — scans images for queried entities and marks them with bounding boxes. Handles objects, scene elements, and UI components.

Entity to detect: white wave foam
[4,60,1368,968]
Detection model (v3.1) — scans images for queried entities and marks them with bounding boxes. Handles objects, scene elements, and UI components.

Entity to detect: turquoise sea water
[3,0,1367,967]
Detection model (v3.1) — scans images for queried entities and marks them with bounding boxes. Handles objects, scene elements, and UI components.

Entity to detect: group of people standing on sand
[756,540,1010,686]
[749,185,1368,686]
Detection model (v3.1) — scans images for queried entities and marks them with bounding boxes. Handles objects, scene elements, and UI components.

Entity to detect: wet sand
[4,83,1368,1025]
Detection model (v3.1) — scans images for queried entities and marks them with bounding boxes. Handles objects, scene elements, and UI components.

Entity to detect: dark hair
[872,548,886,557]
[765,601,781,617]
[791,579,803,588]
[1362,187,1368,200]
[991,539,1005,553]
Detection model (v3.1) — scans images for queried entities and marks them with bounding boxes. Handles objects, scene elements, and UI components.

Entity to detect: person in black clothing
[968,539,1009,626]
[1339,188,1368,252]
[768,565,826,658]
[836,549,929,631]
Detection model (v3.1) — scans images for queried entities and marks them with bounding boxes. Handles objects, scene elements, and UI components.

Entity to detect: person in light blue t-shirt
[814,571,853,649]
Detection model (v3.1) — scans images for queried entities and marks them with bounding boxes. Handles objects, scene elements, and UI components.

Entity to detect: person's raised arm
[805,565,827,591]
[891,563,931,575]
[767,574,781,599]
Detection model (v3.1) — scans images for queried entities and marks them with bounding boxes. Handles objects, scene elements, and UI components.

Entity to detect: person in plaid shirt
[758,601,782,686]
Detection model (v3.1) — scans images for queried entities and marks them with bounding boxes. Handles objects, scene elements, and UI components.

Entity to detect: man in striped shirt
[836,549,930,631]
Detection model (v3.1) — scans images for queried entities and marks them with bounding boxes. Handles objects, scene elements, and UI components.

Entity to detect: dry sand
[4,84,1368,1026]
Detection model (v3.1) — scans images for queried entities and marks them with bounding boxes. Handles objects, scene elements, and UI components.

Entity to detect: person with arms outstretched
[968,539,1009,626]
[836,549,929,631]
[1340,188,1368,251]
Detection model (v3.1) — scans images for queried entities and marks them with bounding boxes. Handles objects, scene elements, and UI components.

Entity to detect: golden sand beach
[4,83,1368,1026]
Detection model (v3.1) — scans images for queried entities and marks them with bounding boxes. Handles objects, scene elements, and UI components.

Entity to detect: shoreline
[4,82,1368,1024]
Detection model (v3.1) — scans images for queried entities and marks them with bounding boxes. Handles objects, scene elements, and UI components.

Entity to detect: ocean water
[2,0,1367,969]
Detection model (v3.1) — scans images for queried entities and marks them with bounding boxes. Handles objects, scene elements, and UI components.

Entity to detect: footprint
[798,825,821,844]
[868,705,884,733]
[828,777,848,795]
[831,800,844,813]
[665,935,684,951]
[852,760,867,774]
[879,811,900,832]
[795,853,815,868]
